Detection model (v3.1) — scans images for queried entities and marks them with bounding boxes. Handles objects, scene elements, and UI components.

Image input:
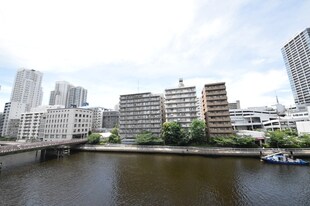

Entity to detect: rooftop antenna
[138,80,140,93]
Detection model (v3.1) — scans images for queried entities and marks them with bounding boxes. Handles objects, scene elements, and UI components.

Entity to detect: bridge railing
[0,139,87,155]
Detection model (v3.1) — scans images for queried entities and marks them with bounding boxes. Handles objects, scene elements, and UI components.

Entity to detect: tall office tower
[10,68,43,112]
[282,28,310,110]
[119,92,165,144]
[201,82,233,138]
[49,81,73,106]
[165,79,198,129]
[67,86,88,108]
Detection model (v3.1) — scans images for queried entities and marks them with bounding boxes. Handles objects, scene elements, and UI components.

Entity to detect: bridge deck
[0,139,87,156]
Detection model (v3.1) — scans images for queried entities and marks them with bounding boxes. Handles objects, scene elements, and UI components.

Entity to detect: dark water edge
[1,151,310,206]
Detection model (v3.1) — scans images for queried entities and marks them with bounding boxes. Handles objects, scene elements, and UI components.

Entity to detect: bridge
[0,139,87,156]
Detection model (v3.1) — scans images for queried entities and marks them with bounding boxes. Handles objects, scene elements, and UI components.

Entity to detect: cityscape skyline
[1,0,310,111]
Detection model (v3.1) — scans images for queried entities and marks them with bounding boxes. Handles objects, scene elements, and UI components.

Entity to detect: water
[1,151,310,206]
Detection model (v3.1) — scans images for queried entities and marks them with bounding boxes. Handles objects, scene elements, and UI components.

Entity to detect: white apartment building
[119,92,165,144]
[67,86,88,108]
[1,102,27,137]
[17,105,64,141]
[10,68,43,112]
[49,81,73,106]
[165,79,198,128]
[42,108,92,141]
[282,28,310,109]
[49,82,88,108]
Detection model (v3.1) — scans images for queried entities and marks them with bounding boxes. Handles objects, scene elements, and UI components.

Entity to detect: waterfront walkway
[0,139,87,156]
[77,144,310,157]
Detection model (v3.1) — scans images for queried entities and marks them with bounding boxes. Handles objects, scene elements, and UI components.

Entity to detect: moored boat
[261,152,309,166]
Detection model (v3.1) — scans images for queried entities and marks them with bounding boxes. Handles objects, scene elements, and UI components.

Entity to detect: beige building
[119,92,165,144]
[201,82,233,137]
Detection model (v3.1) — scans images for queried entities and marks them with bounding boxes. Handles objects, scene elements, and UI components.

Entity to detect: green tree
[189,119,206,145]
[300,134,310,147]
[88,133,101,144]
[162,122,187,145]
[108,127,121,144]
[266,130,300,148]
[136,131,164,145]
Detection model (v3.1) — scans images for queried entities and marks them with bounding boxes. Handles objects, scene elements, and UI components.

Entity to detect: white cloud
[0,0,309,111]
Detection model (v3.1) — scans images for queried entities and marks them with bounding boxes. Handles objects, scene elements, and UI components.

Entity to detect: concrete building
[82,107,111,132]
[67,86,88,108]
[17,105,64,141]
[103,110,120,130]
[119,92,165,144]
[228,100,241,110]
[1,68,43,137]
[230,107,278,131]
[49,81,73,106]
[49,82,88,108]
[201,82,234,137]
[10,68,43,112]
[165,79,198,128]
[282,28,310,109]
[1,102,27,137]
[42,108,92,141]
[0,112,4,136]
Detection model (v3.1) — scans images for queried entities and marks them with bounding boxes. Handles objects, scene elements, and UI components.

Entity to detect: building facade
[165,79,198,128]
[49,81,73,106]
[201,82,234,137]
[67,86,88,108]
[102,110,120,129]
[17,105,64,141]
[230,107,278,131]
[119,92,165,144]
[282,28,310,109]
[1,102,27,137]
[10,68,43,112]
[42,108,92,141]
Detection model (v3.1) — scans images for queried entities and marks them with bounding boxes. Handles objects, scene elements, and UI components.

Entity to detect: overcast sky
[0,0,310,110]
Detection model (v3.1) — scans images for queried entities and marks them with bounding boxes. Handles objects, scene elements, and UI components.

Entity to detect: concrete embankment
[75,144,310,158]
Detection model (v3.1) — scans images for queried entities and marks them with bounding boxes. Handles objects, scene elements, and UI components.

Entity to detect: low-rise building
[42,108,92,141]
[230,107,278,131]
[102,110,120,130]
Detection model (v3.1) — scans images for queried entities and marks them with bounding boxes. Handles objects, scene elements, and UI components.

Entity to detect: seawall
[75,144,310,158]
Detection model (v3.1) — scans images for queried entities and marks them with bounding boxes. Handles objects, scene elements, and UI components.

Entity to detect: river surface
[0,151,309,206]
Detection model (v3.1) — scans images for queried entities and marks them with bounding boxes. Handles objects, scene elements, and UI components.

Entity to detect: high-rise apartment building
[49,82,87,108]
[119,92,165,144]
[1,68,43,137]
[10,68,43,112]
[282,28,310,109]
[165,79,198,128]
[49,81,73,106]
[201,82,233,137]
[67,86,88,108]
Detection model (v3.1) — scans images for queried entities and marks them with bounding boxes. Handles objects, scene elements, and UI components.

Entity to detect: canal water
[0,151,309,206]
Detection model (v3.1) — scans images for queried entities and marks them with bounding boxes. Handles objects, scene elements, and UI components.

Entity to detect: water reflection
[1,152,310,206]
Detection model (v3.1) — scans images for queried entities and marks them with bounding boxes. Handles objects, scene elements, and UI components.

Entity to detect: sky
[0,0,310,111]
